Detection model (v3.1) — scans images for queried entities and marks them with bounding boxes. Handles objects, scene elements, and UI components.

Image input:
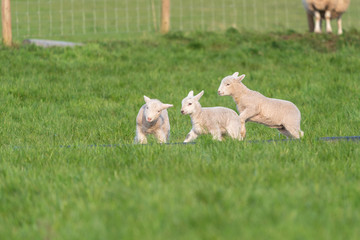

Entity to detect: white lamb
[135,96,173,144]
[218,72,304,139]
[302,0,351,35]
[181,90,242,142]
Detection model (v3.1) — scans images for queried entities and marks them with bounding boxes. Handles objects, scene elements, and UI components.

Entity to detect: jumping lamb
[302,0,351,35]
[135,96,173,144]
[217,72,304,139]
[181,90,242,143]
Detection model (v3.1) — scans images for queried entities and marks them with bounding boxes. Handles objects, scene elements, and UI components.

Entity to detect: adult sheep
[302,0,351,35]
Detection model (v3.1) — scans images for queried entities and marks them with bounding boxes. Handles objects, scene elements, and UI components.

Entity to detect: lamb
[181,90,243,142]
[217,72,304,139]
[135,96,173,144]
[302,0,351,35]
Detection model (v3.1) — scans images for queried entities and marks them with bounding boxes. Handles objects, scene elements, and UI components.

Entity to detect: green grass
[1,30,360,239]
[5,0,360,41]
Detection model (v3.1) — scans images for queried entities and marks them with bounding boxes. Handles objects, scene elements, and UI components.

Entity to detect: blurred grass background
[2,0,360,42]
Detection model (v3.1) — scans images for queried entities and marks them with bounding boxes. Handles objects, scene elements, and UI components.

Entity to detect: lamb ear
[161,103,173,110]
[187,90,194,97]
[194,90,204,101]
[144,95,151,103]
[237,74,246,82]
[232,72,239,77]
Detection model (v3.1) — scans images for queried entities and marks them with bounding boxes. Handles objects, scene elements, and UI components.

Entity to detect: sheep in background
[305,7,316,32]
[302,0,351,35]
[135,96,173,144]
[181,90,242,143]
[217,72,304,139]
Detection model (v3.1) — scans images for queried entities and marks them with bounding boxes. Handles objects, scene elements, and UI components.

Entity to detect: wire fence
[3,0,360,41]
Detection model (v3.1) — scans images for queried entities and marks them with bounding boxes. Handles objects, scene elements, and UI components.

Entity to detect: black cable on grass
[250,136,360,144]
[319,136,360,142]
[59,141,196,148]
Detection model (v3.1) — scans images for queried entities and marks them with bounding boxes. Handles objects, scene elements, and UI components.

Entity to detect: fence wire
[4,0,360,41]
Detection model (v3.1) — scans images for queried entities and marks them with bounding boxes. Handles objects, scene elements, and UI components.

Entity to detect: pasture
[1,30,360,239]
[6,0,360,41]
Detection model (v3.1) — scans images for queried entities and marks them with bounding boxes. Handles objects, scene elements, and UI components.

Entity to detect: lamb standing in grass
[302,0,351,35]
[218,72,304,139]
[181,90,242,142]
[135,96,173,144]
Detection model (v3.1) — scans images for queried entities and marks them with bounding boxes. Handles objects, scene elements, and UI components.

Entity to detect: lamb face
[143,96,172,122]
[181,98,195,115]
[181,90,203,115]
[218,72,245,96]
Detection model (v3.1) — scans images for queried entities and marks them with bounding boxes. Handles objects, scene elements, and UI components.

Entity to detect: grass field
[5,0,360,41]
[1,30,360,239]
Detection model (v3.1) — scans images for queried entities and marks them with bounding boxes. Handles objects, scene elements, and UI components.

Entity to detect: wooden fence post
[2,0,12,46]
[161,0,170,34]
